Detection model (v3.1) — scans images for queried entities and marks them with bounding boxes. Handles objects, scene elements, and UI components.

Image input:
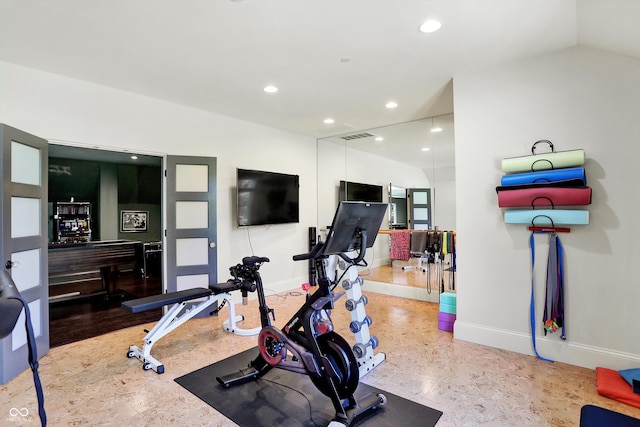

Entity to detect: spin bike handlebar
[336,231,368,266]
[226,256,270,293]
[292,230,369,265]
[292,242,324,261]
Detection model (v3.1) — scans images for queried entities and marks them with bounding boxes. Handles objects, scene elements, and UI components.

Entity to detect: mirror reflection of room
[317,114,456,302]
[389,186,408,229]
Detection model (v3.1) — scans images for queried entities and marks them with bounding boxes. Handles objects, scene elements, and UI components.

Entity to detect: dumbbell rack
[325,254,386,378]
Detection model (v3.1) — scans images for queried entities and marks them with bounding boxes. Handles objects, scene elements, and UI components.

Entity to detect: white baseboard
[454,321,640,370]
[360,280,441,304]
[236,278,441,305]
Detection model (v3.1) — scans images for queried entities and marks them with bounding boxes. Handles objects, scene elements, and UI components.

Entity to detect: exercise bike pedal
[216,366,260,388]
[338,392,387,426]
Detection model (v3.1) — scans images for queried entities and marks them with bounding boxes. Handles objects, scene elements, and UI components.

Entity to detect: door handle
[5,260,18,269]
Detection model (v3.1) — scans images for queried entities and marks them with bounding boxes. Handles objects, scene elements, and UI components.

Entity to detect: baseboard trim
[360,280,440,303]
[254,279,441,304]
[454,321,640,370]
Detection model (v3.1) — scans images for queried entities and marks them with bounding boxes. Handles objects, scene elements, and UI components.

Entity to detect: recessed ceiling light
[385,101,398,109]
[131,155,138,160]
[374,136,384,142]
[431,127,443,133]
[421,147,431,152]
[264,85,278,93]
[323,118,335,124]
[420,19,442,33]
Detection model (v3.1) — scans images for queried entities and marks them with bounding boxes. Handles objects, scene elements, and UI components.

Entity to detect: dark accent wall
[48,158,162,242]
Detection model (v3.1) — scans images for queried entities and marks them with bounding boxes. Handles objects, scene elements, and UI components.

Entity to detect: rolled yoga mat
[504,209,589,225]
[501,149,585,174]
[496,178,585,192]
[497,186,592,208]
[500,167,586,186]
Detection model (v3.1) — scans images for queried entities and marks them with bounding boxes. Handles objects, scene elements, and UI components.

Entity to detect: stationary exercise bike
[217,201,388,427]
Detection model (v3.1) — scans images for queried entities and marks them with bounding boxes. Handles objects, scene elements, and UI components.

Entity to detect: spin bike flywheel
[259,327,359,400]
[310,331,360,399]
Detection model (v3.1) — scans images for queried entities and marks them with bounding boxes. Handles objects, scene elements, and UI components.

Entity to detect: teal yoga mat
[504,209,589,225]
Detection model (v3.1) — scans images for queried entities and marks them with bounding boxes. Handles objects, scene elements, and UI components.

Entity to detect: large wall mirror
[316,113,455,301]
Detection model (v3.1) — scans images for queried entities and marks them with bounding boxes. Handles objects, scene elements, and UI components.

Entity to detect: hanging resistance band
[544,233,566,340]
[529,233,555,363]
[9,295,47,426]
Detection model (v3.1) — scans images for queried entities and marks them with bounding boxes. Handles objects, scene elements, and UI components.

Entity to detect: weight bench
[122,280,261,374]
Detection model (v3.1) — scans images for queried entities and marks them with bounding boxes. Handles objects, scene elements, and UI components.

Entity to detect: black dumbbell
[345,295,368,311]
[352,336,379,358]
[349,316,373,333]
[342,276,364,290]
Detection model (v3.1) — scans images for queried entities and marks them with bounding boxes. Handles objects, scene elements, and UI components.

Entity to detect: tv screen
[237,168,300,227]
[339,180,383,203]
[323,201,388,255]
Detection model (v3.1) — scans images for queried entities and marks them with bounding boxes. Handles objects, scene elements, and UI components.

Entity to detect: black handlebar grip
[293,242,324,261]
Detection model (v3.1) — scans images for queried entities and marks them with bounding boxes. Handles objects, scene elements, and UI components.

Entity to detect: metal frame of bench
[123,283,261,374]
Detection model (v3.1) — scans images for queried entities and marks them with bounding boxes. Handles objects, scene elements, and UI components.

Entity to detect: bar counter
[49,240,143,301]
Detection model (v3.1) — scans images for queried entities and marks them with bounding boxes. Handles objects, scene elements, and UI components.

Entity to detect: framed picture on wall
[121,210,148,232]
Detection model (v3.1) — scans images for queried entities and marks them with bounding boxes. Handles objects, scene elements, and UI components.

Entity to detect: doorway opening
[47,144,163,347]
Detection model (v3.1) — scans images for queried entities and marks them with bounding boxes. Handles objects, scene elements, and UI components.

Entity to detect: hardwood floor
[49,271,162,348]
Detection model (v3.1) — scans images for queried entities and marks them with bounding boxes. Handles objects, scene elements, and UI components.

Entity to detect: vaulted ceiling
[1,1,638,142]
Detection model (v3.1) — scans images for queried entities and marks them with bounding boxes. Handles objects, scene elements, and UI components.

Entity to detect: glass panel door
[0,124,49,384]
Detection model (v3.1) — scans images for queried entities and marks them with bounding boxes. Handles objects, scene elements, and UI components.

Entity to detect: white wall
[0,60,317,293]
[453,46,640,369]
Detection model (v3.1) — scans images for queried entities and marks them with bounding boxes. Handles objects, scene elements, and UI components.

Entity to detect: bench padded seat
[122,288,212,313]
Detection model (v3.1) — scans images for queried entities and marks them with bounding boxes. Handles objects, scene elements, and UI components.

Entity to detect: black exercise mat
[175,347,443,426]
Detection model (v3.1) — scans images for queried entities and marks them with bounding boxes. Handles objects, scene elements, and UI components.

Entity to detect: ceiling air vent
[340,132,374,141]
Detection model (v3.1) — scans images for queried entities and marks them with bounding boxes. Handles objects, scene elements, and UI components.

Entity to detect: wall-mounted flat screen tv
[339,180,384,203]
[237,168,300,227]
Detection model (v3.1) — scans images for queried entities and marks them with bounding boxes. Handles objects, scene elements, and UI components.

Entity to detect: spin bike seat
[242,256,270,266]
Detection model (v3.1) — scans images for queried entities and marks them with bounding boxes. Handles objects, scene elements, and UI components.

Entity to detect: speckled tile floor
[2,289,639,426]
